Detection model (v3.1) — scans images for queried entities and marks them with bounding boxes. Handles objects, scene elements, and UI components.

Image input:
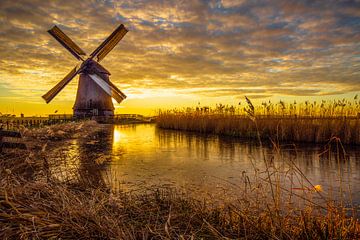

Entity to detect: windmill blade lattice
[88,73,126,103]
[42,66,79,103]
[90,24,128,62]
[48,26,86,61]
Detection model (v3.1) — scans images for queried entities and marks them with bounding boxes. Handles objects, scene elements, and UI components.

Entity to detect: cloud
[0,0,359,108]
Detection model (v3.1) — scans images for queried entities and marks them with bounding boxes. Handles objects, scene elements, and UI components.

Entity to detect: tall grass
[157,97,360,145]
[0,121,359,239]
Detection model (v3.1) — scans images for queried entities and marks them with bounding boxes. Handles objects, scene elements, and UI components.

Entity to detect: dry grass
[21,120,100,141]
[157,97,360,145]
[0,121,360,239]
[1,154,360,239]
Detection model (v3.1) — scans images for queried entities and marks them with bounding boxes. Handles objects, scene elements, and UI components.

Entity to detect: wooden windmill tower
[42,24,128,117]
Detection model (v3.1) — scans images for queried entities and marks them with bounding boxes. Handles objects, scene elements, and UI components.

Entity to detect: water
[52,123,360,207]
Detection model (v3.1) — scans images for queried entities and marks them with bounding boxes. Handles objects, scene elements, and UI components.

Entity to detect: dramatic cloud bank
[0,0,359,114]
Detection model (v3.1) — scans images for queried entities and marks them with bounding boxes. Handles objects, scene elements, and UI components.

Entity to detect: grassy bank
[1,121,359,239]
[157,98,360,145]
[1,152,360,239]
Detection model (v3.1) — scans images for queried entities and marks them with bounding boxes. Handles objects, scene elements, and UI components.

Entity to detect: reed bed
[0,121,359,239]
[157,97,360,145]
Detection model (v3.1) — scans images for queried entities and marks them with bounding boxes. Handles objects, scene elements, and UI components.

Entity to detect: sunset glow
[0,0,359,116]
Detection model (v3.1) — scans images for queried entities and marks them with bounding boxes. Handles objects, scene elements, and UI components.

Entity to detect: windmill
[42,24,128,117]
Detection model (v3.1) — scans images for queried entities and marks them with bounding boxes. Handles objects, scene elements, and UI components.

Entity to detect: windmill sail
[42,67,79,103]
[48,26,86,60]
[43,23,128,117]
[88,73,127,103]
[108,80,127,100]
[90,24,128,62]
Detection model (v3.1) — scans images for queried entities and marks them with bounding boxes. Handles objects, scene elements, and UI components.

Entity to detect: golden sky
[0,0,359,116]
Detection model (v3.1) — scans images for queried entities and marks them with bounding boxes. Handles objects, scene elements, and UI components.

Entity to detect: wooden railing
[0,115,76,130]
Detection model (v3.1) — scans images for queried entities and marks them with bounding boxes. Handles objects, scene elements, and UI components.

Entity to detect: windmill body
[42,25,128,117]
[74,60,114,117]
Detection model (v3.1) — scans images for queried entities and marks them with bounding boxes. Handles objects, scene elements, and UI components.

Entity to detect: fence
[0,114,156,129]
[0,116,76,130]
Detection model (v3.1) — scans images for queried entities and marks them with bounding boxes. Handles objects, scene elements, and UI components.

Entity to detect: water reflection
[111,125,358,204]
[54,124,360,206]
[75,130,110,189]
[49,127,113,189]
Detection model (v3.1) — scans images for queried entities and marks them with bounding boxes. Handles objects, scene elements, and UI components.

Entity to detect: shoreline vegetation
[157,97,360,145]
[0,121,359,239]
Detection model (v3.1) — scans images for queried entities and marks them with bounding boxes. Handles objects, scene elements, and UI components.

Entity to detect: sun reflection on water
[112,126,128,151]
[53,124,360,205]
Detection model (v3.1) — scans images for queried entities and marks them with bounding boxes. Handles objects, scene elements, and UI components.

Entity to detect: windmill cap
[81,59,110,75]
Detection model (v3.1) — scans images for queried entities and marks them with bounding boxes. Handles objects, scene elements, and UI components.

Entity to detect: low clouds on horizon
[0,0,359,102]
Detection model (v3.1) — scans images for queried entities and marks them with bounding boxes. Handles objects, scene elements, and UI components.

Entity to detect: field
[157,97,360,145]
[0,121,360,239]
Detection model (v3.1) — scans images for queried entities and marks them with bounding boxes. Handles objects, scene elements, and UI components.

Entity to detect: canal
[50,123,360,209]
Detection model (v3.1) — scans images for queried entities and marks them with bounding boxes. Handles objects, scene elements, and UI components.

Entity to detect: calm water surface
[53,124,360,207]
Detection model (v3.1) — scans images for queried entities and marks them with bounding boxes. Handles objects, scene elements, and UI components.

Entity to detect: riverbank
[0,114,154,130]
[1,121,359,239]
[157,113,360,145]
